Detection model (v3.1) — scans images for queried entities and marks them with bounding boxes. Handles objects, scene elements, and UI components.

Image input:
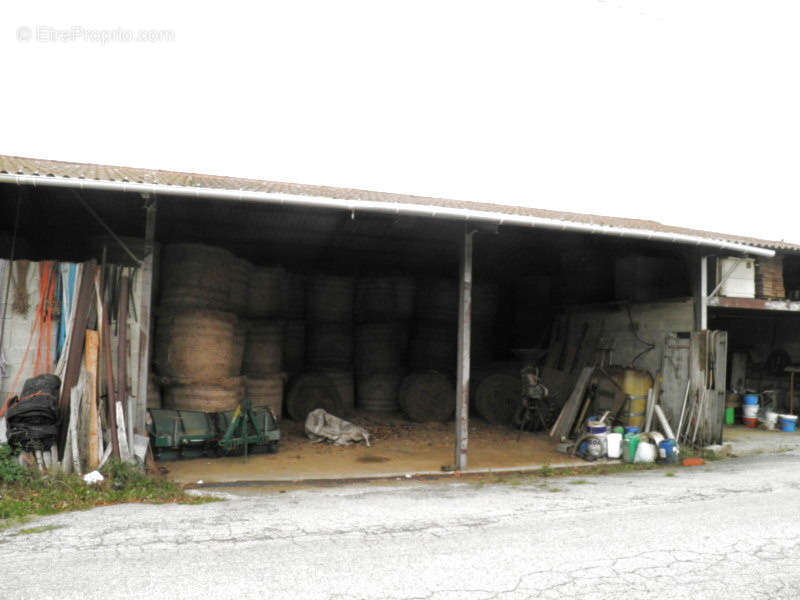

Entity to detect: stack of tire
[156,243,245,413]
[287,274,355,421]
[242,265,287,419]
[354,276,415,412]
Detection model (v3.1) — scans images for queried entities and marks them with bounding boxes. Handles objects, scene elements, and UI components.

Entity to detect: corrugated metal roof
[1,154,797,252]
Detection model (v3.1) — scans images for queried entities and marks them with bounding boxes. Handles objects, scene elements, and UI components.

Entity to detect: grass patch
[485,461,666,488]
[0,447,217,527]
[665,471,676,477]
[10,524,63,536]
[548,487,562,493]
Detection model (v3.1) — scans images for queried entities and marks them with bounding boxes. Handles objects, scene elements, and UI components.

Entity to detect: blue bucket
[658,439,678,463]
[624,426,640,435]
[779,415,797,432]
[742,394,760,406]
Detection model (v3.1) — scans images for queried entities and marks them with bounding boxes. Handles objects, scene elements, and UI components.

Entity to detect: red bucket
[743,416,758,428]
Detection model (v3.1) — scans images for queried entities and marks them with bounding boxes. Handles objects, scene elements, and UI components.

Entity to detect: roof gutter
[0,173,775,257]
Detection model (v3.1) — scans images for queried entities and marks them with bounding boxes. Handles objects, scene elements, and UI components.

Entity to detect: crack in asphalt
[3,455,800,599]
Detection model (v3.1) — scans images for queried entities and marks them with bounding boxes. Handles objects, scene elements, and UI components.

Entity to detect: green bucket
[725,407,735,426]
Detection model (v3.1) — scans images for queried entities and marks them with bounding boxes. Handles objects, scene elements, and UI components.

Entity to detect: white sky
[3,1,799,243]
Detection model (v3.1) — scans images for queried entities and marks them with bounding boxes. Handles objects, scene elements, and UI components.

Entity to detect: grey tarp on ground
[304,409,371,446]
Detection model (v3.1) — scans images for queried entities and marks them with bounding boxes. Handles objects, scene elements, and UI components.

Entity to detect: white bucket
[606,433,622,459]
[764,411,779,430]
[743,404,759,419]
[634,441,656,464]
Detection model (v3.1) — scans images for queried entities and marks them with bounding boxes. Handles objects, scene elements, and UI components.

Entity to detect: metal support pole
[699,255,708,331]
[454,229,474,471]
[135,197,157,437]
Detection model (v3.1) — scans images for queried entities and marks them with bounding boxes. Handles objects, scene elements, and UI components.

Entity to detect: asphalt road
[2,452,800,600]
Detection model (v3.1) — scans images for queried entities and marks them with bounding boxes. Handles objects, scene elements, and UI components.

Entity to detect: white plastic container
[606,432,622,459]
[743,404,760,419]
[764,411,779,430]
[716,257,755,299]
[634,441,656,464]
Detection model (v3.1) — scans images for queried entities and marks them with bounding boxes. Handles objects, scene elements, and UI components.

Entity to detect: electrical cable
[626,303,656,368]
[70,190,142,266]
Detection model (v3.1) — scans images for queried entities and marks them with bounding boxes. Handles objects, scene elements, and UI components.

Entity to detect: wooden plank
[660,333,690,430]
[56,259,97,458]
[644,374,660,432]
[115,400,131,462]
[135,199,157,438]
[707,296,800,312]
[549,366,594,440]
[708,330,727,445]
[84,330,100,470]
[96,267,120,459]
[544,315,566,369]
[69,381,81,474]
[117,273,132,451]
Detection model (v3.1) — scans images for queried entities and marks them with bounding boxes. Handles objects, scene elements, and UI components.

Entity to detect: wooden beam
[549,366,594,440]
[454,229,474,471]
[708,296,800,312]
[135,198,157,437]
[117,273,131,451]
[98,266,120,460]
[84,330,100,470]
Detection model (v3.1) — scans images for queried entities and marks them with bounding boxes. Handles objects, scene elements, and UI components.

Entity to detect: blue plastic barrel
[742,394,760,406]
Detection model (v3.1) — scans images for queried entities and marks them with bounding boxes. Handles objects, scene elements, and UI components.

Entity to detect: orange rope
[3,262,57,408]
[2,306,41,407]
[32,262,57,376]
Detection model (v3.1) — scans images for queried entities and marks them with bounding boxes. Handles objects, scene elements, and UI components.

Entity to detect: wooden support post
[135,197,157,437]
[454,229,474,472]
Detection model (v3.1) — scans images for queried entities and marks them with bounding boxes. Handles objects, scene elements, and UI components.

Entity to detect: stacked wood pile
[756,255,785,299]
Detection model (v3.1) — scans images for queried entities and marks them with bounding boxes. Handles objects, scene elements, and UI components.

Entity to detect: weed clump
[0,445,216,526]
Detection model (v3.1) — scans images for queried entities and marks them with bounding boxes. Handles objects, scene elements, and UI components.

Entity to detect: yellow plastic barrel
[620,369,652,429]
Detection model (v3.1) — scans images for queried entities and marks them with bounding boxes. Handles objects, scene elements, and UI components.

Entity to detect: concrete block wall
[567,298,695,376]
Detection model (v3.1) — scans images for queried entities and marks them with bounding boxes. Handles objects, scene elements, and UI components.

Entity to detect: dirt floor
[723,424,800,455]
[160,411,582,484]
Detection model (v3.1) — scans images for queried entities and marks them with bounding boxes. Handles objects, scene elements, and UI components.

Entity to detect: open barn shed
[2,156,799,481]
